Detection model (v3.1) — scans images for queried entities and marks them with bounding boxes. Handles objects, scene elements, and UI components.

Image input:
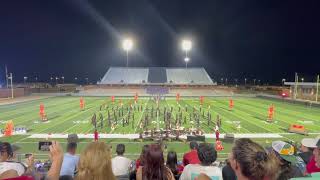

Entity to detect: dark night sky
[0,0,319,84]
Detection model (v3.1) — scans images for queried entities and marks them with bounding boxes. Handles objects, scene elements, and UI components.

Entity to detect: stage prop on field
[39,103,47,121]
[3,120,14,136]
[288,124,307,135]
[229,99,234,110]
[80,97,85,110]
[134,93,138,103]
[267,104,275,122]
[176,93,180,102]
[200,96,204,105]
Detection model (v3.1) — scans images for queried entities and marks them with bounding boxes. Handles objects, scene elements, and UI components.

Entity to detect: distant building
[284,82,319,101]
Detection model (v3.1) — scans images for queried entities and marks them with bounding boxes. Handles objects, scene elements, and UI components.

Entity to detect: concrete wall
[0,88,31,98]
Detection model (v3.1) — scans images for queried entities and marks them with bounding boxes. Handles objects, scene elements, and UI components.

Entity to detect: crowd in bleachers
[1,136,320,180]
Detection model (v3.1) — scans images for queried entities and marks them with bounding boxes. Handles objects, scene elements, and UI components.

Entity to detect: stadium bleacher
[99,67,149,84]
[99,67,214,85]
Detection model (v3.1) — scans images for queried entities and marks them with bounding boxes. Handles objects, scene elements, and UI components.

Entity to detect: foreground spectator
[182,141,200,166]
[270,141,306,179]
[180,143,222,180]
[135,144,149,170]
[299,138,314,164]
[291,137,320,179]
[222,160,236,180]
[136,144,174,180]
[229,138,279,180]
[166,151,184,179]
[76,141,116,180]
[300,136,320,174]
[60,142,79,177]
[0,142,34,177]
[111,144,131,176]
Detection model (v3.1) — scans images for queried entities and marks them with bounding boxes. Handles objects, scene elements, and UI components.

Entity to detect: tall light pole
[182,39,192,69]
[253,79,256,86]
[244,78,247,86]
[61,76,64,84]
[8,73,13,98]
[316,75,319,102]
[24,76,28,84]
[282,78,286,86]
[122,38,133,68]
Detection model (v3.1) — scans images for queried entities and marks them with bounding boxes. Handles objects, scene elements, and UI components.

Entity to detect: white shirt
[179,164,222,180]
[111,156,131,176]
[60,153,79,177]
[0,161,26,176]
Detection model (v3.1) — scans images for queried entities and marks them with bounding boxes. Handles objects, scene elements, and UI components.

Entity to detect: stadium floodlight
[301,78,304,82]
[182,39,192,69]
[122,38,133,68]
[182,39,192,52]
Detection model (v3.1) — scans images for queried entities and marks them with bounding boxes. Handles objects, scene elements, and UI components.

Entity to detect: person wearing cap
[299,136,320,174]
[270,141,306,179]
[299,138,315,164]
[290,137,320,179]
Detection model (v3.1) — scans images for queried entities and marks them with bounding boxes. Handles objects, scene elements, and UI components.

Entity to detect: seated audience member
[111,144,132,176]
[182,141,200,166]
[222,160,236,180]
[269,141,305,179]
[135,145,149,170]
[229,138,279,180]
[180,143,222,180]
[166,151,184,178]
[299,138,314,164]
[291,137,320,179]
[300,136,320,174]
[0,142,33,177]
[75,141,116,180]
[136,144,174,180]
[60,142,79,177]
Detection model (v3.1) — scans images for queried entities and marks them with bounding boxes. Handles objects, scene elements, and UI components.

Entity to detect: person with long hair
[136,144,174,180]
[75,141,116,180]
[229,138,279,180]
[166,151,184,178]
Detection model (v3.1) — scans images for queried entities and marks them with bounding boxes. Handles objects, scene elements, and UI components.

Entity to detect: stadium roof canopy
[98,67,214,85]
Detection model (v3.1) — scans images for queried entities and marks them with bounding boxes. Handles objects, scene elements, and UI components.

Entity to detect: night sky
[0,0,319,85]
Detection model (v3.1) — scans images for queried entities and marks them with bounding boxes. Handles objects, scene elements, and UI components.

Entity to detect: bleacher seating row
[98,67,214,85]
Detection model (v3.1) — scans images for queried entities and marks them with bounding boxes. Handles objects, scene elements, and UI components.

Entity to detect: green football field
[0,96,319,161]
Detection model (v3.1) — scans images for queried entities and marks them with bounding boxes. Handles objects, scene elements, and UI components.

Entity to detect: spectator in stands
[299,138,315,164]
[0,142,34,177]
[222,160,236,180]
[136,144,174,180]
[179,143,222,180]
[111,144,131,177]
[135,144,149,170]
[166,151,184,179]
[229,138,279,180]
[182,141,200,166]
[291,137,320,179]
[75,141,115,180]
[60,142,79,177]
[269,141,305,179]
[300,136,320,174]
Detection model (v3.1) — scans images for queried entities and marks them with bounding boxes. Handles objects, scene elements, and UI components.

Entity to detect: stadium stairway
[148,67,167,83]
